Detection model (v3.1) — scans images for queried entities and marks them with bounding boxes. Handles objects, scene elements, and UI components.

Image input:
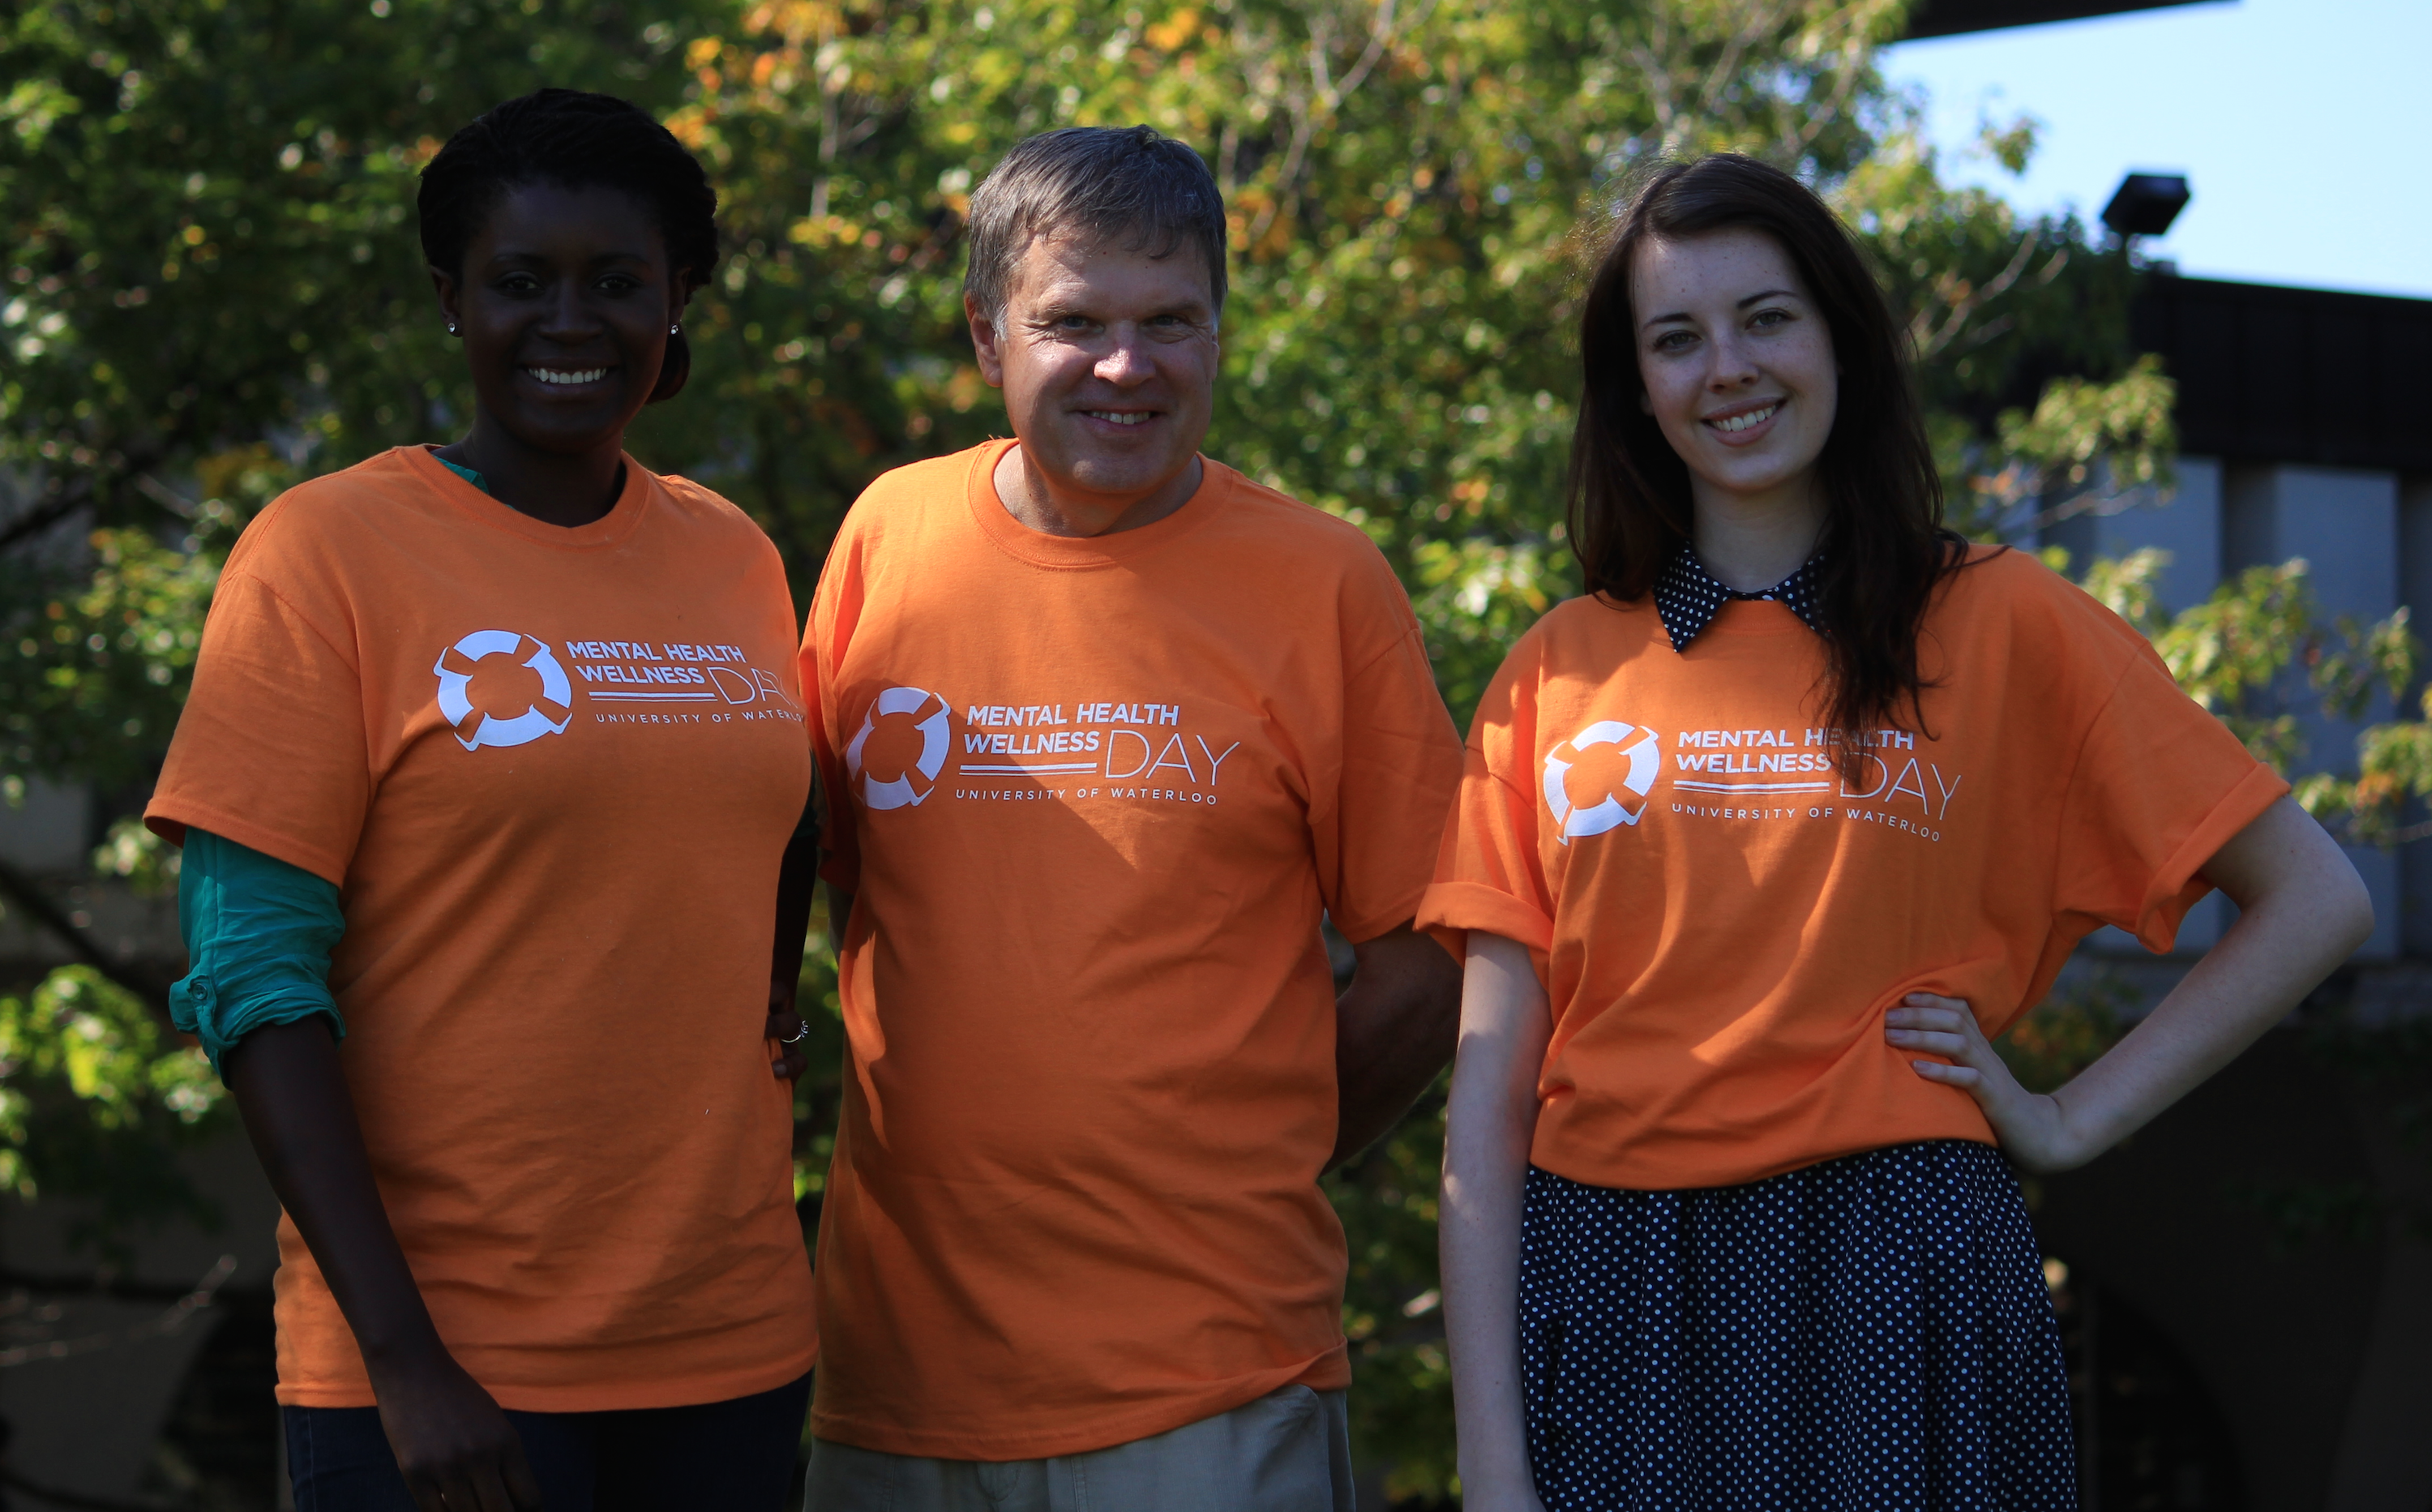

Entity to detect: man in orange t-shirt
[798,127,1463,1509]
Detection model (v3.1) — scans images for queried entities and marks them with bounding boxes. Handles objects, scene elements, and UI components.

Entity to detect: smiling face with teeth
[967,229,1222,538]
[1630,226,1839,563]
[429,181,691,525]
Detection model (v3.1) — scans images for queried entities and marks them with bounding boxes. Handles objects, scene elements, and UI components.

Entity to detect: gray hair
[964,126,1227,325]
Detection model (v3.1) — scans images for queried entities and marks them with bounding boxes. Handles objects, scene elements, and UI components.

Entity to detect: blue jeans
[284,1371,811,1510]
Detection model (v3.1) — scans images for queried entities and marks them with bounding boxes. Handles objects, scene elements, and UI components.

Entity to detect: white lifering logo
[1542,720,1659,842]
[433,630,574,751]
[846,686,950,811]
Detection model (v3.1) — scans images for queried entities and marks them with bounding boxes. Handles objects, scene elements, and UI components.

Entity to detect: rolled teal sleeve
[172,828,346,1072]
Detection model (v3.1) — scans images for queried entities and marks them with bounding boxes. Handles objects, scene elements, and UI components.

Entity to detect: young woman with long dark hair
[1426,153,2371,1509]
[147,90,820,1509]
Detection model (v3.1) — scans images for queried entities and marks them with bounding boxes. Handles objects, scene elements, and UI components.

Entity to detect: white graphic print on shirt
[1546,722,1967,844]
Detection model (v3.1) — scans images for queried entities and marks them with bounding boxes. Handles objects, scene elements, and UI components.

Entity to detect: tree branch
[1243,0,1422,247]
[0,1262,238,1304]
[0,1258,236,1372]
[0,1467,197,1512]
[0,854,176,1013]
[0,486,90,555]
[1911,227,2044,362]
[1,439,179,555]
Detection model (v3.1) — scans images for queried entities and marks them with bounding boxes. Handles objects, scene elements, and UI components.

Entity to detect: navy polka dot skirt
[1518,1140,2078,1510]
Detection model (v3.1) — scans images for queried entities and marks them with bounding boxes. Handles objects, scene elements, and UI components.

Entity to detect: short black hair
[965,126,1227,323]
[417,89,718,400]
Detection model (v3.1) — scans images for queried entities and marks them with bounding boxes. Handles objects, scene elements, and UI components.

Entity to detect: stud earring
[670,322,681,336]
[446,321,459,336]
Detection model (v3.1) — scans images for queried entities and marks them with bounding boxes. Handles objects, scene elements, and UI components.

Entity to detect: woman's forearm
[1894,796,2374,1172]
[223,970,537,1500]
[1442,1084,1536,1498]
[1441,933,1552,1507]
[2053,798,2372,1155]
[221,1018,447,1373]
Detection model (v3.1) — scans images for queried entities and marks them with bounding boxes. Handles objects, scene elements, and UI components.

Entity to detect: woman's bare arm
[1887,795,2374,1171]
[223,1021,539,1510]
[765,793,822,1081]
[1440,932,1554,1512]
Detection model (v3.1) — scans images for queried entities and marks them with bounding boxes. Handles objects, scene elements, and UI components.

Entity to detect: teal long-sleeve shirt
[168,455,494,1070]
[171,451,486,1070]
[171,829,346,1073]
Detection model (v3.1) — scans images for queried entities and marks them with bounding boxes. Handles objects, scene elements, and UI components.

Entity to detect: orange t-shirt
[1417,546,2286,1192]
[145,446,817,1411]
[800,441,1462,1460]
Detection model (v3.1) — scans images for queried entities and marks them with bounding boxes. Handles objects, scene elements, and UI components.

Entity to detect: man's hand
[370,1351,543,1512]
[1885,993,2090,1172]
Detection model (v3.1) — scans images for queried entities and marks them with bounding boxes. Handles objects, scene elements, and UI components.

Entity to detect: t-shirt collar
[1654,544,1825,652]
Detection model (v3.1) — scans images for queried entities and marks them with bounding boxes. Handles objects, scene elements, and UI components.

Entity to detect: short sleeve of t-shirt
[2051,640,2289,951]
[1315,576,1466,944]
[1416,556,2293,1190]
[803,538,866,897]
[147,449,820,1412]
[1424,654,1558,953]
[155,532,370,886]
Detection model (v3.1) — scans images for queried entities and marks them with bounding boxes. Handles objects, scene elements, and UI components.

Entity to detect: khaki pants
[803,1386,1354,1512]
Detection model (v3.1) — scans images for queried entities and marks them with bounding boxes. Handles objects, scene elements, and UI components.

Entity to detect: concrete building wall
[2057,458,2431,964]
[2047,459,2231,957]
[2397,475,2432,956]
[2045,454,2224,614]
[0,779,88,876]
[2223,464,2403,959]
[0,1140,284,1502]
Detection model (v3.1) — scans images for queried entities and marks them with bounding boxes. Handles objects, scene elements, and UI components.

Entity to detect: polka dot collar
[1654,546,1825,653]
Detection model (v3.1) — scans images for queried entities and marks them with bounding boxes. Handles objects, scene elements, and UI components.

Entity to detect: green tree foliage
[669,0,1929,717]
[9,0,2427,1493]
[0,966,226,1256]
[2075,546,2429,831]
[0,0,723,550]
[2,520,221,792]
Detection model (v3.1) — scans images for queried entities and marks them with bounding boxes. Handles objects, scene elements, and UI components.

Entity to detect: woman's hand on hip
[372,1349,543,1512]
[1886,993,2091,1172]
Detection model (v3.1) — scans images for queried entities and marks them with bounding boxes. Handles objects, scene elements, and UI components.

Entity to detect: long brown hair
[1567,154,1964,746]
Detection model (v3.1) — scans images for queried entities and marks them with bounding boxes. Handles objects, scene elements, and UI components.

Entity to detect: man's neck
[443,418,625,529]
[992,445,1202,539]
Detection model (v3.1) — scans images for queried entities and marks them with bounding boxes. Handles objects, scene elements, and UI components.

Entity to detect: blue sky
[1882,0,2431,298]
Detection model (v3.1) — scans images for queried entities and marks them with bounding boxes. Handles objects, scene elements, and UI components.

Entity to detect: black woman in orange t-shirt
[148,92,820,1510]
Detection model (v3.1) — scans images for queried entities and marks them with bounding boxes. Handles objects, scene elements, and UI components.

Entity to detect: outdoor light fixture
[2101,173,2190,238]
